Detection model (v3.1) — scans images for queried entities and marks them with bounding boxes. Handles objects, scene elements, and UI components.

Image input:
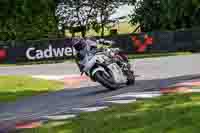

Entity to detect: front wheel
[126,71,135,85]
[94,71,120,90]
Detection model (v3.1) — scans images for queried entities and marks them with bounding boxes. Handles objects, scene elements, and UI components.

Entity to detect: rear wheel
[94,71,120,90]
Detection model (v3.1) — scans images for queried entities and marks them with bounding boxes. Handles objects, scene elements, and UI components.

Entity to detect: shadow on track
[72,74,200,97]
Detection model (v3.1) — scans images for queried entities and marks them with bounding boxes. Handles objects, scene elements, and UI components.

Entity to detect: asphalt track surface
[0,54,200,125]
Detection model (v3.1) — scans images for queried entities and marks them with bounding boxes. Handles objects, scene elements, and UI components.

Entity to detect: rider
[72,37,128,73]
[72,38,112,55]
[72,38,98,59]
[72,38,103,72]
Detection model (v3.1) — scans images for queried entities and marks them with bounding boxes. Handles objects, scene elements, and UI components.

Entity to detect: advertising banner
[6,38,75,63]
[0,30,200,63]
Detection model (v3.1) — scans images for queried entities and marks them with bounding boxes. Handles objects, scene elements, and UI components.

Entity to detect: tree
[91,0,118,37]
[92,0,127,37]
[56,0,98,37]
[0,0,59,41]
[129,0,200,32]
[56,0,127,37]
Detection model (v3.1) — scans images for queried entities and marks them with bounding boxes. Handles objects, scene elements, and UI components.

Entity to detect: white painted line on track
[190,89,200,92]
[43,114,76,120]
[32,74,89,81]
[0,116,18,122]
[111,91,162,99]
[32,75,67,80]
[105,99,136,104]
[177,81,200,86]
[73,106,108,112]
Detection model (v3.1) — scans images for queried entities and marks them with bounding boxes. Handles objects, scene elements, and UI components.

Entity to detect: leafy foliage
[129,0,200,32]
[0,0,59,41]
[92,0,123,37]
[56,0,126,37]
[56,0,98,37]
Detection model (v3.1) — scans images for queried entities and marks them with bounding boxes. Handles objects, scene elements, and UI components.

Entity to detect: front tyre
[94,71,119,90]
[126,71,135,85]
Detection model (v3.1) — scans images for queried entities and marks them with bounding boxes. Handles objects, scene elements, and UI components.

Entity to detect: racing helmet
[72,38,85,51]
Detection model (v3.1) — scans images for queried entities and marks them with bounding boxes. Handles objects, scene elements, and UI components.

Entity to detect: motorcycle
[72,39,135,90]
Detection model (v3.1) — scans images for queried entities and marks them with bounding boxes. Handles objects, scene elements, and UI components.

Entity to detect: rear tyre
[94,71,119,90]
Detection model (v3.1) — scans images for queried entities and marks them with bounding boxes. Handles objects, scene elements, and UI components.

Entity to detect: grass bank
[0,76,64,103]
[19,92,200,133]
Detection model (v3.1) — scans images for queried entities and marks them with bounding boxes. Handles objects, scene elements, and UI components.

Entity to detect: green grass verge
[0,52,192,67]
[18,93,200,133]
[0,76,64,103]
